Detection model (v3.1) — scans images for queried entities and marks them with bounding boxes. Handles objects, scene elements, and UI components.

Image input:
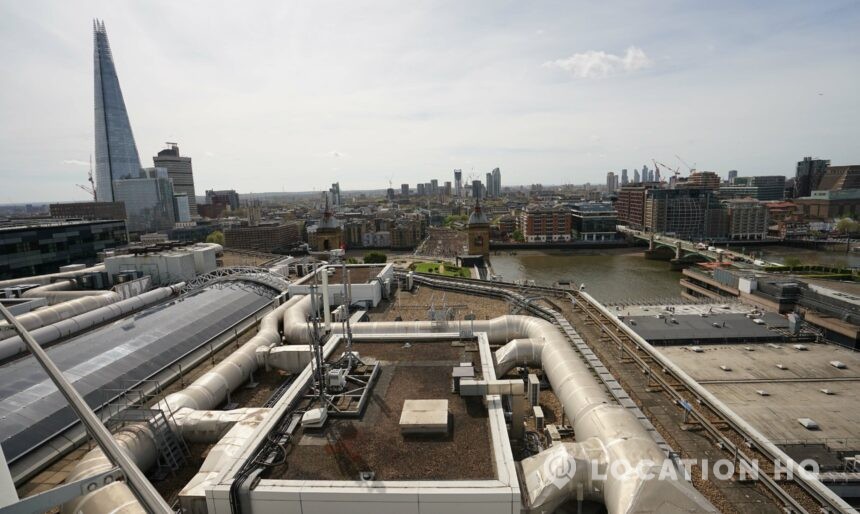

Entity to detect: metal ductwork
[494,337,545,377]
[0,293,120,342]
[0,264,106,289]
[0,284,182,361]
[60,295,299,514]
[60,291,715,514]
[287,312,714,513]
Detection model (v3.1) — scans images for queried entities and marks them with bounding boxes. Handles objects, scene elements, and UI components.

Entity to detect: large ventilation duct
[0,264,106,289]
[61,295,299,514]
[0,284,181,361]
[0,293,120,342]
[286,309,714,513]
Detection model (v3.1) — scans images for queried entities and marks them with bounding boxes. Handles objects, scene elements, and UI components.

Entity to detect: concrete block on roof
[400,399,449,435]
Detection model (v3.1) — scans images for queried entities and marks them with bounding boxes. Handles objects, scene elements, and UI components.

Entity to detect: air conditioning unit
[528,374,540,406]
[533,406,545,431]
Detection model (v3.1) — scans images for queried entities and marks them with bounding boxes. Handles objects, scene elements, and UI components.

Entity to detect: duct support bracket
[0,468,124,514]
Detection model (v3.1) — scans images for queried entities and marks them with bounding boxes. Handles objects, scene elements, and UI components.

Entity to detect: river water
[488,245,858,304]
[489,248,684,304]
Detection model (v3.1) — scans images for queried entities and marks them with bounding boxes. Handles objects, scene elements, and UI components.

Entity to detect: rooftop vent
[720,365,732,371]
[744,346,755,352]
[776,364,788,370]
[756,390,769,396]
[690,346,703,353]
[793,344,808,351]
[830,361,847,369]
[820,389,835,395]
[798,418,819,430]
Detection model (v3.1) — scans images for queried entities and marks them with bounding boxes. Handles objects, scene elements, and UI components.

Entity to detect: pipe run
[0,264,106,289]
[294,312,715,513]
[0,293,120,342]
[61,295,299,514]
[0,284,182,362]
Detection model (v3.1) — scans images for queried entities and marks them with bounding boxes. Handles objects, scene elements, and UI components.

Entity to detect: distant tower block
[467,198,490,258]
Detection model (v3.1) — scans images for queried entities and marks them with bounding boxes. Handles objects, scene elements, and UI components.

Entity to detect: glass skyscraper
[93,19,142,202]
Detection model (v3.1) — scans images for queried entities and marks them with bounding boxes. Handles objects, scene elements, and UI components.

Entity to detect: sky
[0,1,859,203]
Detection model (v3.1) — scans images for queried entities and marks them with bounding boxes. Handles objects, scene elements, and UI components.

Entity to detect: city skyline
[1,1,859,202]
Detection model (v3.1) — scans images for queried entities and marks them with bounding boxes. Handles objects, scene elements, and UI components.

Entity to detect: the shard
[93,19,141,202]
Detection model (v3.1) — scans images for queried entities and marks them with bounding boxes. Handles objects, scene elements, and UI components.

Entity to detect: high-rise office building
[795,157,830,198]
[471,180,482,199]
[621,169,628,185]
[633,169,640,183]
[491,168,501,197]
[113,167,176,234]
[443,181,452,196]
[606,172,617,193]
[454,169,463,197]
[430,179,439,196]
[401,183,409,196]
[486,172,494,197]
[93,20,142,202]
[727,170,738,183]
[329,182,341,206]
[153,143,196,215]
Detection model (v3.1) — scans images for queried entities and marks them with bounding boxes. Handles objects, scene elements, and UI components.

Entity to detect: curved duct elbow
[494,337,544,376]
[520,438,607,511]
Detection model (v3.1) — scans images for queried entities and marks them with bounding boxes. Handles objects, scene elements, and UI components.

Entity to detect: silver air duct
[0,284,182,361]
[0,293,120,342]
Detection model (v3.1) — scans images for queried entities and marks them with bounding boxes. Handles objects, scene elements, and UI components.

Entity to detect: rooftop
[268,338,494,481]
[659,342,860,449]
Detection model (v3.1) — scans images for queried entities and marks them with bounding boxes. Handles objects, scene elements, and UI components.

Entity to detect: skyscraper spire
[93,19,141,201]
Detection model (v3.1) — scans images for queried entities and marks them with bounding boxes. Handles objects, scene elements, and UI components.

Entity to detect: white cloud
[543,46,652,78]
[62,159,89,166]
[330,151,346,158]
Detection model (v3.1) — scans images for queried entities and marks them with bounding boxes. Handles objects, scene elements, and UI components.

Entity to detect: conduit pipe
[61,295,300,514]
[287,310,714,513]
[0,264,106,289]
[494,337,545,377]
[0,293,121,342]
[0,284,181,361]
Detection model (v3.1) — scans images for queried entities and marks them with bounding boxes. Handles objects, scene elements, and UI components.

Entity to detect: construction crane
[675,155,697,174]
[76,155,97,200]
[652,159,680,180]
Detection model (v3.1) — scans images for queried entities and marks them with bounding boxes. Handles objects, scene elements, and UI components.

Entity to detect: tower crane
[675,155,697,174]
[652,159,680,180]
[76,155,97,200]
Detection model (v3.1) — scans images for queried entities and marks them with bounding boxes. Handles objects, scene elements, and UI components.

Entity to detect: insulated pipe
[288,311,714,513]
[0,264,106,289]
[62,296,297,514]
[0,294,120,342]
[494,337,545,377]
[0,285,181,362]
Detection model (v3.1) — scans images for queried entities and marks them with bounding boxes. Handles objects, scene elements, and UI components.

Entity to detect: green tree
[206,230,225,246]
[512,229,524,242]
[346,257,360,264]
[363,251,387,264]
[783,256,802,268]
[836,217,859,234]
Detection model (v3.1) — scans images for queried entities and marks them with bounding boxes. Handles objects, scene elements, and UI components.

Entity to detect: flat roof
[267,339,494,481]
[659,343,860,448]
[624,312,788,343]
[292,264,386,286]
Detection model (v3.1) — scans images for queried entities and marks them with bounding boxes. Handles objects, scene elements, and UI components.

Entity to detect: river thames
[489,246,859,304]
